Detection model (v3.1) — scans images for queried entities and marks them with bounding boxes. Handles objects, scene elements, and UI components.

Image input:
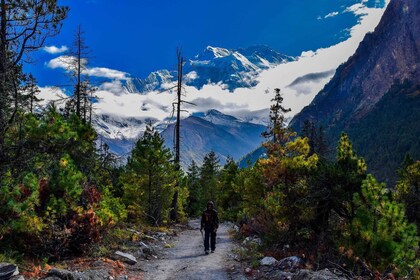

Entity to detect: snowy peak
[126,69,175,93]
[125,45,294,93]
[202,109,240,126]
[201,46,232,59]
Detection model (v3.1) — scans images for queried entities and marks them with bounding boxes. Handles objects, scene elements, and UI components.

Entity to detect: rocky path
[142,219,236,280]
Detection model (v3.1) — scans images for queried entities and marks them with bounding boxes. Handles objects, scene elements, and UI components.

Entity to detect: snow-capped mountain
[125,45,294,93]
[94,109,266,165]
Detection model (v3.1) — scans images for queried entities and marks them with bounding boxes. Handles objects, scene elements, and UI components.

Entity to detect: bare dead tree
[169,49,185,222]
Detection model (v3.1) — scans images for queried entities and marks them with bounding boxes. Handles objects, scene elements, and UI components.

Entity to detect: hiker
[200,201,219,255]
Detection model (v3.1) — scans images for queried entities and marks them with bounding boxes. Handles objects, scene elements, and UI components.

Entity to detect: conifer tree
[199,151,220,205]
[185,160,202,216]
[301,120,328,158]
[349,175,419,272]
[395,160,420,229]
[262,88,292,156]
[62,25,95,122]
[0,0,67,157]
[122,126,175,225]
[217,156,240,220]
[22,74,42,114]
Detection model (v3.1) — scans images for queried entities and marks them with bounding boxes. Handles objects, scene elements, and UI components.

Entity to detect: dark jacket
[201,209,219,231]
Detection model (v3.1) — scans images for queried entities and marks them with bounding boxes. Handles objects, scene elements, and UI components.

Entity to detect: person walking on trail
[200,201,219,255]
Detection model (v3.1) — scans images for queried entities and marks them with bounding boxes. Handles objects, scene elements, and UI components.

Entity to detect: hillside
[290,0,420,182]
[161,110,266,168]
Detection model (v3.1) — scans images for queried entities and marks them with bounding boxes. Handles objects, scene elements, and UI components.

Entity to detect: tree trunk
[148,156,153,224]
[170,50,184,222]
[0,0,8,168]
[76,26,82,118]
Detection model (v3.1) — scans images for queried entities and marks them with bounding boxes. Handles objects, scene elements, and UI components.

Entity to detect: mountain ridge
[290,0,419,182]
[124,45,294,93]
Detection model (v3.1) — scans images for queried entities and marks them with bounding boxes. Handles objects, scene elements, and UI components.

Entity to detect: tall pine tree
[199,151,220,206]
[122,126,175,225]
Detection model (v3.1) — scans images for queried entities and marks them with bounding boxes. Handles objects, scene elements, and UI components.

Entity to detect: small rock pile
[245,256,348,280]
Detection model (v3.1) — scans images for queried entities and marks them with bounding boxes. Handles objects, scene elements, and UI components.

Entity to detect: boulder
[260,256,278,266]
[0,263,19,280]
[113,251,137,265]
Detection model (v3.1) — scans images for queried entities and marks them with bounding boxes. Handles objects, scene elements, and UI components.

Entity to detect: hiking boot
[205,250,209,255]
[211,250,215,253]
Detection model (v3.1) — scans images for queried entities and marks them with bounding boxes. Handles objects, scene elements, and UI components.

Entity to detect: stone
[142,245,157,256]
[139,242,149,249]
[278,256,305,271]
[143,235,158,241]
[47,268,110,280]
[242,236,262,246]
[245,267,252,275]
[114,251,137,265]
[127,229,141,235]
[294,269,347,280]
[47,268,84,280]
[260,256,278,266]
[82,269,110,279]
[0,263,19,280]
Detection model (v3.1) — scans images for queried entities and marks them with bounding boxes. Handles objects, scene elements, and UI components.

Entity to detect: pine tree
[185,160,202,216]
[199,151,220,205]
[349,174,419,273]
[217,156,240,221]
[301,120,329,158]
[22,74,42,114]
[262,88,292,156]
[122,126,175,225]
[61,25,95,122]
[0,0,67,162]
[394,159,420,230]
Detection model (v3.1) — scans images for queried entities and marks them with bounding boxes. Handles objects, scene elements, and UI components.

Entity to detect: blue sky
[26,0,385,87]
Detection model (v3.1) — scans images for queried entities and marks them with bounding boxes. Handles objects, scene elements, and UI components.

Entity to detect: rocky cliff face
[291,0,419,132]
[290,0,420,183]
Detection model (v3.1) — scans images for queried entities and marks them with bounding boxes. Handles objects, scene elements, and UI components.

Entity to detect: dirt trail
[142,219,235,280]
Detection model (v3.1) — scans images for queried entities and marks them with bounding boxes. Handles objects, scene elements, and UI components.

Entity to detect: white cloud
[325,11,339,18]
[98,80,128,95]
[37,86,68,108]
[43,45,69,54]
[46,55,76,69]
[47,55,128,80]
[345,3,368,15]
[86,67,129,80]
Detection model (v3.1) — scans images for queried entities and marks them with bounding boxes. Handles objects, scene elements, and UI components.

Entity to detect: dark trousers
[204,229,216,251]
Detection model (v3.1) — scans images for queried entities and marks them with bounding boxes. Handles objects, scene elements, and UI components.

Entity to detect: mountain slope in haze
[161,110,266,168]
[290,0,420,182]
[95,110,266,167]
[125,45,294,93]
